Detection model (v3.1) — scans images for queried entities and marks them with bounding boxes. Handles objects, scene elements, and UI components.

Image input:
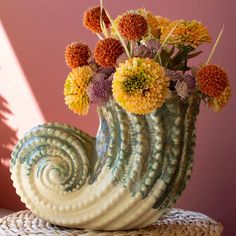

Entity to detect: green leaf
[165,59,174,69]
[167,46,175,57]
[172,53,187,65]
[159,49,173,67]
[187,51,202,59]
[179,45,194,53]
[160,49,169,59]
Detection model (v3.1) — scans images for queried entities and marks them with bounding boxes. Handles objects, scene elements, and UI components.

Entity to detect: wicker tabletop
[0,208,223,236]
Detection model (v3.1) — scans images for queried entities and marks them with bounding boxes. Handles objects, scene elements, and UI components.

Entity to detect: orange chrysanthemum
[118,13,148,40]
[148,15,170,38]
[65,42,91,69]
[197,64,228,98]
[208,85,231,112]
[94,38,124,67]
[137,9,170,38]
[83,6,110,33]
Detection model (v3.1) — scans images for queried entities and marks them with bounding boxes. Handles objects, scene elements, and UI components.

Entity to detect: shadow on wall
[0,95,25,210]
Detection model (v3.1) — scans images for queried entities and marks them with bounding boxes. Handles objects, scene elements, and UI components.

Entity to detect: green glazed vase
[11,93,200,230]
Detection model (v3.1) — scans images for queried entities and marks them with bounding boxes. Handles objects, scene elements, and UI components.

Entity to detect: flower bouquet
[11,1,231,231]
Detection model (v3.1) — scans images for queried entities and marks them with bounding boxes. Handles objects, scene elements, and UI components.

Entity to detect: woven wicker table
[0,209,223,236]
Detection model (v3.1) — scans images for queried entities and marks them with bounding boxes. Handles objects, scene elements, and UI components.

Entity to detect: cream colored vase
[10,93,200,230]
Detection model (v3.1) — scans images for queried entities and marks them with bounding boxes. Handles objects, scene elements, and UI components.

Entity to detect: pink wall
[0,0,235,235]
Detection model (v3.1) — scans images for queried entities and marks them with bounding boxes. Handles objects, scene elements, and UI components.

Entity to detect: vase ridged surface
[11,93,200,230]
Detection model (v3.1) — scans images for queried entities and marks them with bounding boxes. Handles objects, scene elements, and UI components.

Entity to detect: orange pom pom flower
[94,38,124,67]
[83,6,110,33]
[197,64,228,98]
[65,42,91,69]
[118,13,148,40]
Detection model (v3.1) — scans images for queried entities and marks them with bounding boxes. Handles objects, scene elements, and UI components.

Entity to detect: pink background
[0,0,235,235]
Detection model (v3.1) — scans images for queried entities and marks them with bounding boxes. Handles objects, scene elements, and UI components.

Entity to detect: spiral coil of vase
[10,93,200,230]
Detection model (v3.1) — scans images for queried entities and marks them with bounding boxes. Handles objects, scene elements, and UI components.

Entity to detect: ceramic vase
[11,93,200,230]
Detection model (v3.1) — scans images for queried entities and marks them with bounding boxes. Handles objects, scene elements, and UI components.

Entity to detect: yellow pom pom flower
[160,20,212,48]
[64,66,94,115]
[208,85,231,112]
[112,57,169,114]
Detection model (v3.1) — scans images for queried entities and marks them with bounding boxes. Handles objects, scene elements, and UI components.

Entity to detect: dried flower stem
[99,0,109,38]
[154,21,180,65]
[206,25,225,65]
[96,33,104,40]
[130,40,133,56]
[105,10,131,58]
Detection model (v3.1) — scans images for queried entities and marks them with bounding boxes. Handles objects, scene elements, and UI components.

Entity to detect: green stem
[154,21,180,62]
[183,52,187,74]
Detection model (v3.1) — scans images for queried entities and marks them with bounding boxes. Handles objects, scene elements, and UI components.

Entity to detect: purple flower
[97,66,115,76]
[144,39,160,51]
[116,53,129,65]
[183,74,196,92]
[133,44,153,58]
[88,57,99,71]
[175,80,189,99]
[87,73,113,105]
[165,69,182,81]
[133,39,160,59]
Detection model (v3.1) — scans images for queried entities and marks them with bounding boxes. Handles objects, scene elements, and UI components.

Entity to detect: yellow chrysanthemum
[137,9,170,38]
[208,85,231,112]
[64,66,94,115]
[160,20,212,48]
[112,57,169,114]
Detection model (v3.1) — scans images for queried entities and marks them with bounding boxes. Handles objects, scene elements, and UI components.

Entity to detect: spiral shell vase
[10,93,200,230]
